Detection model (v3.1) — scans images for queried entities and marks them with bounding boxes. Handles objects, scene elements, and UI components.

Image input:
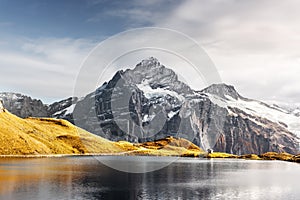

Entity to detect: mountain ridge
[1,58,299,155]
[200,83,244,100]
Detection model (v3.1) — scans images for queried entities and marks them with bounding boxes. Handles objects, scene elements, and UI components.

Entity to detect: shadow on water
[0,156,299,200]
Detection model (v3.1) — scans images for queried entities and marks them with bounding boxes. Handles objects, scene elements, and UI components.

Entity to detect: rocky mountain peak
[121,57,193,94]
[201,83,242,100]
[136,57,160,69]
[124,57,175,83]
[0,92,48,118]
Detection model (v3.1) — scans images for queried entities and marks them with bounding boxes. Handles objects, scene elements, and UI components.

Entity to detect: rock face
[0,93,77,120]
[47,97,78,123]
[0,93,48,118]
[72,57,300,155]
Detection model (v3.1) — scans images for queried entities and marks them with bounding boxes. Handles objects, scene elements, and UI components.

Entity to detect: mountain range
[1,57,299,155]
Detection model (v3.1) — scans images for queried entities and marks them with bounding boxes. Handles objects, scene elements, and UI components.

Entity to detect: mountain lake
[0,156,299,200]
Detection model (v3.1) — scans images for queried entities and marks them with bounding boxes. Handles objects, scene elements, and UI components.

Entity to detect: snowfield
[205,93,300,138]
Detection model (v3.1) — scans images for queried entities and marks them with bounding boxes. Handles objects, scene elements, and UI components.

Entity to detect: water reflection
[0,157,299,200]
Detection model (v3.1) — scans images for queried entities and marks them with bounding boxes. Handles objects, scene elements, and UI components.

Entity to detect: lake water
[0,156,299,200]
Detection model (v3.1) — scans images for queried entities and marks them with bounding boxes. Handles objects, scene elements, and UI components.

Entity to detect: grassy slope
[0,109,203,156]
[116,136,203,157]
[0,110,124,155]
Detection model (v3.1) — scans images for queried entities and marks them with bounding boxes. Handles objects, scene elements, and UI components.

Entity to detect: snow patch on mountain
[168,110,180,119]
[0,92,19,100]
[143,114,155,122]
[136,81,185,102]
[53,104,76,116]
[205,93,300,137]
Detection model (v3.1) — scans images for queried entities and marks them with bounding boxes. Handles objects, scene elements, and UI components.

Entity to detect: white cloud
[150,0,300,104]
[0,37,96,103]
[2,0,300,105]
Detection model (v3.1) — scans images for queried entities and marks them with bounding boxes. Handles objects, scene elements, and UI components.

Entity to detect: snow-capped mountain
[0,92,48,118]
[0,93,77,120]
[1,58,299,155]
[204,93,300,138]
[72,57,299,155]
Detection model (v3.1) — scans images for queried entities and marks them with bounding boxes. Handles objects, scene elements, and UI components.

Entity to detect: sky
[0,0,300,105]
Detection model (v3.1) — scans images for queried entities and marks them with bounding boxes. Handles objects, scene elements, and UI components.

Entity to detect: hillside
[115,136,202,157]
[0,101,201,156]
[0,106,123,155]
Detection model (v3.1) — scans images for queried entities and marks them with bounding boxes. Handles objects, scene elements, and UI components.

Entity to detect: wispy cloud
[0,37,96,103]
[149,0,300,104]
[85,0,300,104]
[1,0,300,105]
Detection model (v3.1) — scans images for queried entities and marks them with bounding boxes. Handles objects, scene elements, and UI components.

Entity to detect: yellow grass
[0,110,124,155]
[259,152,295,161]
[130,136,203,157]
[113,136,204,157]
[206,152,238,158]
[0,109,204,156]
[206,152,300,163]
[239,154,261,160]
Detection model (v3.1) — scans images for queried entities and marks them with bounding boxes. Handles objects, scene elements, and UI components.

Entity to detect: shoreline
[0,152,299,163]
[0,153,127,158]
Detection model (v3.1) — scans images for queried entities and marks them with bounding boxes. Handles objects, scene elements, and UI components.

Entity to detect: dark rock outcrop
[0,100,4,113]
[48,97,78,123]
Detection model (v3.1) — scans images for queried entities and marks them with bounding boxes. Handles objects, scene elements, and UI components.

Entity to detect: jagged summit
[201,83,242,100]
[0,92,48,118]
[0,92,76,119]
[113,57,193,94]
[124,57,176,84]
[0,92,25,100]
[135,57,161,70]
